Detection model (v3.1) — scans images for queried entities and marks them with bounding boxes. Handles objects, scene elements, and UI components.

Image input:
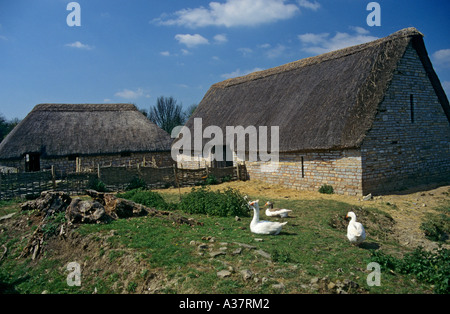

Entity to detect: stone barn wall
[360,43,450,194]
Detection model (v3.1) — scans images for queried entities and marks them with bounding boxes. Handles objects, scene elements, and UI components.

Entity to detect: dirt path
[157,180,450,251]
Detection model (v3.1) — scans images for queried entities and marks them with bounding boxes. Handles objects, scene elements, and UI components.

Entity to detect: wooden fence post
[51,166,56,189]
[173,164,182,201]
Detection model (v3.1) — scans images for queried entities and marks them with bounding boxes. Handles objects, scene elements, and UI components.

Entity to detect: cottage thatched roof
[181,28,450,153]
[0,103,172,160]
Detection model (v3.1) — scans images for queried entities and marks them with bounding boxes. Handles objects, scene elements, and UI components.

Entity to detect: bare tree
[0,114,20,142]
[148,96,185,134]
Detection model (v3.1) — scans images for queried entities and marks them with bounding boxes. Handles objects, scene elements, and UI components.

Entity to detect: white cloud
[214,34,228,44]
[65,41,93,50]
[0,35,7,41]
[297,0,320,11]
[237,47,253,56]
[221,67,265,79]
[266,44,287,58]
[160,51,171,56]
[175,34,209,48]
[350,26,370,35]
[114,88,149,100]
[258,43,271,49]
[443,81,450,97]
[156,0,299,28]
[298,29,378,55]
[432,49,450,68]
[181,49,191,55]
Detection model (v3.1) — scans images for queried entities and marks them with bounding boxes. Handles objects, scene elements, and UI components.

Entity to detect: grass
[0,188,444,294]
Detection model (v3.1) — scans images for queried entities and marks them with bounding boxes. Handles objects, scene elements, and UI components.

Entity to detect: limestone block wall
[361,43,450,194]
[243,149,363,196]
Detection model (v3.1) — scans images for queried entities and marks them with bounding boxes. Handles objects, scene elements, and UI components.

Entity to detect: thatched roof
[0,104,172,160]
[181,27,450,153]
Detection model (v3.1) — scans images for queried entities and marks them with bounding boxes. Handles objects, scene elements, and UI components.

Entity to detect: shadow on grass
[359,241,380,250]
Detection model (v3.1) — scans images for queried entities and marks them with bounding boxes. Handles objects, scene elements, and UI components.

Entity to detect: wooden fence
[0,164,248,200]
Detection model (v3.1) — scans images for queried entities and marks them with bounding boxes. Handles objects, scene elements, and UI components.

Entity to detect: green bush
[117,189,175,211]
[179,186,249,217]
[221,175,232,183]
[319,184,334,194]
[41,211,67,237]
[87,177,109,192]
[420,213,449,242]
[370,247,450,294]
[204,174,218,185]
[126,177,147,191]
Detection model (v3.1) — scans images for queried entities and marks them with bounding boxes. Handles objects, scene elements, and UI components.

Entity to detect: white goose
[264,201,292,218]
[249,200,287,235]
[345,211,366,245]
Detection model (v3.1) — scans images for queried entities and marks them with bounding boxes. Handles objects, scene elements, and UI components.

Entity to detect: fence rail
[0,164,247,200]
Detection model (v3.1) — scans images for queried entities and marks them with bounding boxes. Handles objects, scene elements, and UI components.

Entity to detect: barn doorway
[25,153,40,172]
[212,145,234,168]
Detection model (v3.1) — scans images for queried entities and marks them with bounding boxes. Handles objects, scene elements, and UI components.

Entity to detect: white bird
[345,211,366,245]
[249,200,287,235]
[264,201,292,218]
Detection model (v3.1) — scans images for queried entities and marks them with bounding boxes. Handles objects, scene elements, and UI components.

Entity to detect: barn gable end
[361,43,450,194]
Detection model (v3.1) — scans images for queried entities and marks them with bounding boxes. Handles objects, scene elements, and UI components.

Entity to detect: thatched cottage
[0,103,173,174]
[176,28,450,196]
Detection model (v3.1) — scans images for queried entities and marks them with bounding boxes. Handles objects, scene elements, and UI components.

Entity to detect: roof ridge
[32,103,137,112]
[213,27,423,89]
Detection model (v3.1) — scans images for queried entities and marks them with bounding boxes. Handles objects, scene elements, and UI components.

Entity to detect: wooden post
[51,166,56,189]
[173,164,181,201]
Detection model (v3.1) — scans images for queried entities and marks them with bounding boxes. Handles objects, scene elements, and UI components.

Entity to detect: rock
[66,199,111,224]
[240,269,253,281]
[235,216,241,221]
[197,244,209,250]
[328,282,336,290]
[209,251,226,258]
[310,277,319,284]
[0,213,16,222]
[271,283,285,290]
[21,191,72,217]
[189,240,197,246]
[256,250,271,260]
[217,270,232,278]
[254,238,263,242]
[104,196,147,219]
[231,248,242,255]
[363,193,373,201]
[233,242,257,250]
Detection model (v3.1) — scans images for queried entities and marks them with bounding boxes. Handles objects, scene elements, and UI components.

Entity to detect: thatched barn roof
[181,27,450,153]
[0,103,172,160]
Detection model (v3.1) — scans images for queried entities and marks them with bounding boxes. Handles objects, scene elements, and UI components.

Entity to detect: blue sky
[0,0,449,120]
